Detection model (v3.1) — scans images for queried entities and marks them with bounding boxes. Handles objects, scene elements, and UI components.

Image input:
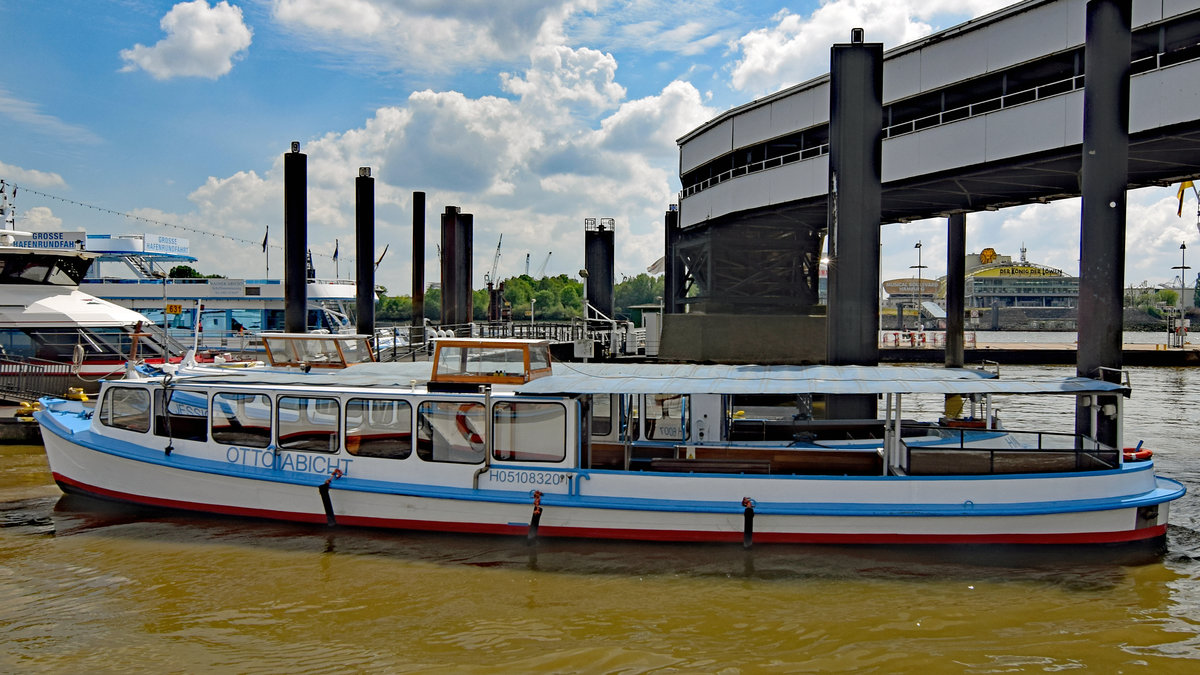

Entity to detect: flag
[261,227,268,252]
[332,239,339,262]
[647,256,665,275]
[1178,181,1194,217]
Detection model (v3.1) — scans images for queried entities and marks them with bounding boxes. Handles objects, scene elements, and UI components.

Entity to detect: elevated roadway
[671,0,1200,315]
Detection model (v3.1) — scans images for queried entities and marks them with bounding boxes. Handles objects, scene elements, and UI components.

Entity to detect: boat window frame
[344,397,413,459]
[491,399,567,463]
[275,394,341,454]
[643,394,688,442]
[211,391,274,449]
[152,387,209,442]
[415,399,486,464]
[97,385,151,433]
[590,393,614,437]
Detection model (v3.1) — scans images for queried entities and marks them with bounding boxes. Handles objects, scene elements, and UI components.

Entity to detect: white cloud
[120,1,253,80]
[0,87,102,145]
[19,206,64,231]
[502,45,625,116]
[729,0,1015,94]
[0,160,68,189]
[271,0,593,72]
[179,43,716,291]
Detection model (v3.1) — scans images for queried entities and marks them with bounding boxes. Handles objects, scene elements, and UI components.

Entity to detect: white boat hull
[40,415,1178,546]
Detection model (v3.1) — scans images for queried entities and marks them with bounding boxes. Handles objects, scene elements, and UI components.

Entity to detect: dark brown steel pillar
[412,191,425,328]
[584,218,615,319]
[945,213,966,369]
[1076,0,1131,446]
[664,207,682,314]
[283,142,307,334]
[440,206,473,328]
[825,28,882,419]
[355,168,375,337]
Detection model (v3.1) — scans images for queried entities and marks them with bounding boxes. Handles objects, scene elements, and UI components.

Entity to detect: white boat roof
[164,361,1128,397]
[516,363,1129,396]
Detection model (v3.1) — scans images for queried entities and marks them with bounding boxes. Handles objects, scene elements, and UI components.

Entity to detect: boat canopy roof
[515,363,1129,397]
[161,361,1128,397]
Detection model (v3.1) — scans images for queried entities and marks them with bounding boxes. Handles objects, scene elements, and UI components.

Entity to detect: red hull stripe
[52,473,1167,545]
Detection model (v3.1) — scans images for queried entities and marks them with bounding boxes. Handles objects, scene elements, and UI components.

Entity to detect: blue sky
[2,0,1197,298]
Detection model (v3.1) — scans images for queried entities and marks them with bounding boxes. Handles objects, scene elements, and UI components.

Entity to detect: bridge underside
[671,120,1200,314]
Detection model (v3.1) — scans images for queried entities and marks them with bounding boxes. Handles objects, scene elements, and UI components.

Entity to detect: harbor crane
[484,235,502,284]
[536,251,551,277]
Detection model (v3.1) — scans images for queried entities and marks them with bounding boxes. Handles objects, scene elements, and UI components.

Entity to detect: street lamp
[579,268,589,322]
[530,297,536,328]
[1172,242,1190,309]
[910,241,927,330]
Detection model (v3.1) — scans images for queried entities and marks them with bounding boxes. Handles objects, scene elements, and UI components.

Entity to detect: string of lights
[2,180,349,263]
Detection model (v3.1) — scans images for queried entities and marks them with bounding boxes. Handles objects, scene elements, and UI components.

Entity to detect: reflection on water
[2,365,1199,672]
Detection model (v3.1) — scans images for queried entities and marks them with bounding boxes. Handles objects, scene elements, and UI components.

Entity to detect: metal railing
[902,425,1119,475]
[0,355,75,402]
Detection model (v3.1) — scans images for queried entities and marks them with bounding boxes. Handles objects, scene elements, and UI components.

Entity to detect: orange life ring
[455,404,484,445]
[1123,446,1153,462]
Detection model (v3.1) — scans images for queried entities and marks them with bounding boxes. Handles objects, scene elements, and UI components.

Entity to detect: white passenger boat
[34,335,1184,546]
[1,186,169,394]
[79,233,360,356]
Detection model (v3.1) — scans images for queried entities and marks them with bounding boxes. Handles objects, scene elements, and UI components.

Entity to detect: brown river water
[2,365,1199,673]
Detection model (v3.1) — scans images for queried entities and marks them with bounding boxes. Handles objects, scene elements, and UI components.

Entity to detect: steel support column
[412,191,425,328]
[825,29,882,419]
[664,207,682,314]
[283,142,307,334]
[945,213,966,368]
[355,168,375,337]
[440,206,473,329]
[584,218,615,319]
[1077,0,1130,445]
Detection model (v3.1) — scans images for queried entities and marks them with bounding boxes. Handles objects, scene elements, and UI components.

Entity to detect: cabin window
[211,392,272,448]
[591,394,613,436]
[528,345,550,371]
[277,396,340,453]
[645,394,687,441]
[492,401,566,462]
[437,345,526,379]
[345,398,412,459]
[153,388,208,442]
[98,387,150,433]
[416,400,485,464]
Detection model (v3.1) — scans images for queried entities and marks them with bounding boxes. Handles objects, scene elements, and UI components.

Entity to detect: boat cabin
[431,338,552,386]
[260,332,375,369]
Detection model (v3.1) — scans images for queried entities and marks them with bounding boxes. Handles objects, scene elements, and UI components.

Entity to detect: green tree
[560,284,581,314]
[168,264,202,278]
[423,287,442,320]
[614,273,665,320]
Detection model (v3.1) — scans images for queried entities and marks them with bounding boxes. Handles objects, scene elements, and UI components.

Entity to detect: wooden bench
[649,458,773,474]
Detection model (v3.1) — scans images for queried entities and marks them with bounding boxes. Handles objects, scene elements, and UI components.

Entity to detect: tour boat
[34,334,1184,546]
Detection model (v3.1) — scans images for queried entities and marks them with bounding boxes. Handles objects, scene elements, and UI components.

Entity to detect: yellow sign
[974,266,1062,277]
[165,303,183,314]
